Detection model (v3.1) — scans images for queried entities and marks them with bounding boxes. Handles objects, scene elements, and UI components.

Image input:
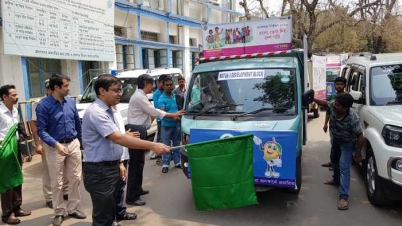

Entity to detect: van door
[347,66,366,125]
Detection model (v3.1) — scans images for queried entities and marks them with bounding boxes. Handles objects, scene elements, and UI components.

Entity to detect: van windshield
[80,78,138,104]
[186,69,297,115]
[371,65,402,105]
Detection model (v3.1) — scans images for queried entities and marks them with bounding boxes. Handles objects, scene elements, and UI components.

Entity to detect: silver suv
[341,53,402,205]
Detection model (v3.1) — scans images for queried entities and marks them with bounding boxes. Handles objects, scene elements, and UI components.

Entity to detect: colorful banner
[340,53,349,66]
[312,55,327,99]
[326,55,341,68]
[202,16,292,58]
[189,129,298,189]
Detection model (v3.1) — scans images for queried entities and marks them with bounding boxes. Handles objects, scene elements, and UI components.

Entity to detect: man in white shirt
[0,85,31,225]
[126,74,184,206]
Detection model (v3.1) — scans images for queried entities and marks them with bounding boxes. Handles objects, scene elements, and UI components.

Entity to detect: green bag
[0,123,23,194]
[186,134,258,211]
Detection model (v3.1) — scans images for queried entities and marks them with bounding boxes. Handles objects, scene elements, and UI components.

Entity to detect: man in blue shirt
[36,74,85,226]
[158,76,182,173]
[151,74,167,164]
[82,74,169,226]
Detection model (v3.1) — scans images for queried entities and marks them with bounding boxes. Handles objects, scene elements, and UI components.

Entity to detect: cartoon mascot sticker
[253,136,282,178]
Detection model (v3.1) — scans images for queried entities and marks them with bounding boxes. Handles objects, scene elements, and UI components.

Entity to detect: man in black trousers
[126,74,184,206]
[0,85,31,225]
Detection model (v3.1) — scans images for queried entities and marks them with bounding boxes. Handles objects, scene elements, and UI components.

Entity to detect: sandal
[321,162,332,167]
[338,199,349,210]
[324,179,339,185]
[156,159,163,166]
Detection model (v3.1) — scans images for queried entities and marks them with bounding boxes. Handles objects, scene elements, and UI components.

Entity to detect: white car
[341,53,402,205]
[77,68,183,137]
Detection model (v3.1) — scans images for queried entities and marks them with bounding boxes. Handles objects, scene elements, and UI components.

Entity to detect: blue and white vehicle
[180,46,314,193]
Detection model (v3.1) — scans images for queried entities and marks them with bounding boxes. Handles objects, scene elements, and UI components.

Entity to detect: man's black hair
[94,74,121,95]
[178,76,185,81]
[49,73,71,91]
[336,93,354,108]
[138,74,154,89]
[0,84,16,101]
[163,75,173,83]
[335,77,347,84]
[158,74,168,82]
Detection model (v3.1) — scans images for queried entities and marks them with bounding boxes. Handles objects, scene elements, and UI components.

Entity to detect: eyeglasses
[110,88,123,93]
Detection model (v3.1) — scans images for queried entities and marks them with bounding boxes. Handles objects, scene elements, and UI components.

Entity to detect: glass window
[186,69,297,116]
[370,65,402,105]
[26,57,62,98]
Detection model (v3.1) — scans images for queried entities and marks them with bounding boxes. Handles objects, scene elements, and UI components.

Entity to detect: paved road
[2,112,402,226]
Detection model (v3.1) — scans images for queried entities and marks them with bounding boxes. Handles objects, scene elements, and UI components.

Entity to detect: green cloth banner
[186,134,258,211]
[0,123,23,194]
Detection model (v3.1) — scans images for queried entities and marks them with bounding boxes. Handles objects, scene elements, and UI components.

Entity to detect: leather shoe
[46,201,53,209]
[2,214,21,225]
[116,212,137,221]
[112,221,121,226]
[52,215,64,226]
[140,190,149,196]
[68,210,86,219]
[127,199,146,206]
[14,209,31,217]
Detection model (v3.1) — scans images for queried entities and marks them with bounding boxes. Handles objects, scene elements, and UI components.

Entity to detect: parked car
[342,53,402,205]
[76,68,183,137]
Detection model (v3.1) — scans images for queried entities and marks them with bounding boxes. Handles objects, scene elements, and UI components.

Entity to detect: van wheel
[286,152,302,194]
[365,146,393,205]
[313,109,319,118]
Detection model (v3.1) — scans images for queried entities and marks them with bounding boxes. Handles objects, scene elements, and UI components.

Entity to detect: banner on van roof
[202,16,292,58]
[312,55,327,99]
[189,129,297,189]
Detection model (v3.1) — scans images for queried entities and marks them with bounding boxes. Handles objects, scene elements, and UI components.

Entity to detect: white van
[76,68,183,137]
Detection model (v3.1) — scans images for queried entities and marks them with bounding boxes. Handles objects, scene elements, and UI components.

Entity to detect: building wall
[0,0,241,101]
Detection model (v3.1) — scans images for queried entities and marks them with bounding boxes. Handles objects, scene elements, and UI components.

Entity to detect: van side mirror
[349,90,365,105]
[302,89,315,107]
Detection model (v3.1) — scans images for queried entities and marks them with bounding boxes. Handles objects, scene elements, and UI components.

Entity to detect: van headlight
[182,133,190,145]
[382,125,402,148]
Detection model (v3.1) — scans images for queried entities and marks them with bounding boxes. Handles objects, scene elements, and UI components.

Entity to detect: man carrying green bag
[186,134,258,211]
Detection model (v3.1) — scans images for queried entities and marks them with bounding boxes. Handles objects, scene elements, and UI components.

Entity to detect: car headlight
[395,159,402,171]
[182,133,190,145]
[382,125,402,148]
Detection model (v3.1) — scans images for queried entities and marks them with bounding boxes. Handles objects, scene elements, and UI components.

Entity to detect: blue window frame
[26,57,62,98]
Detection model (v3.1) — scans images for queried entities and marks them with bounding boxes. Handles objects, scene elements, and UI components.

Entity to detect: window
[142,48,149,69]
[26,57,61,98]
[370,64,402,105]
[141,31,158,41]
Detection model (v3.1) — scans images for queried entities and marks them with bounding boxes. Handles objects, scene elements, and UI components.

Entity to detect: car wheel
[365,146,393,205]
[286,151,302,194]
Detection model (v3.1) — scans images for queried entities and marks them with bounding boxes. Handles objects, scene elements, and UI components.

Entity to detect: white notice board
[1,0,116,61]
